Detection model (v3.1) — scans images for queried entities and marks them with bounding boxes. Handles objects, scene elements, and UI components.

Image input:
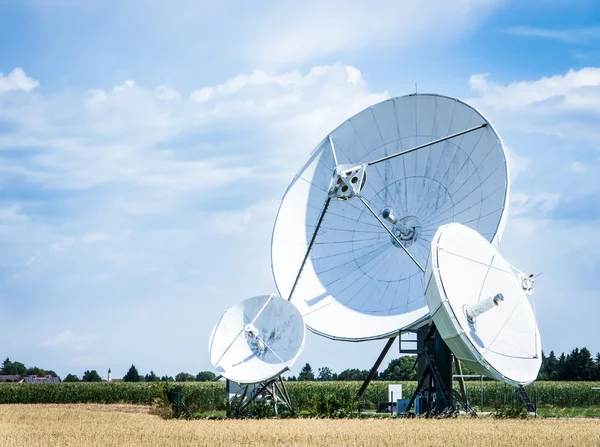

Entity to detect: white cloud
[190,69,303,100]
[469,68,600,110]
[210,200,279,236]
[189,64,387,160]
[249,0,503,67]
[510,191,561,217]
[467,67,600,151]
[0,63,390,376]
[9,0,505,81]
[570,161,587,173]
[190,87,212,102]
[0,205,28,225]
[0,68,39,93]
[51,237,76,251]
[0,64,385,192]
[26,251,41,266]
[505,147,531,182]
[41,330,97,353]
[506,26,600,44]
[154,85,181,102]
[82,233,109,244]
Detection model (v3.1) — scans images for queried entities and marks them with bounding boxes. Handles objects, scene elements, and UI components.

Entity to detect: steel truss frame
[227,376,294,418]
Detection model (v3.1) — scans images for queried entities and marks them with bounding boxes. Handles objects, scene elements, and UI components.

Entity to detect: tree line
[539,349,600,381]
[63,365,218,383]
[289,347,600,382]
[3,346,600,383]
[1,359,216,383]
[0,358,59,378]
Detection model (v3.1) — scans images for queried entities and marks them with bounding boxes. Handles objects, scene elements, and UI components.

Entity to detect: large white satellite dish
[271,94,509,341]
[425,223,541,386]
[209,294,306,384]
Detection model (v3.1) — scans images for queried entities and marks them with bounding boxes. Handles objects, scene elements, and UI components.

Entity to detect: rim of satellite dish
[271,93,510,341]
[425,223,541,386]
[209,294,306,384]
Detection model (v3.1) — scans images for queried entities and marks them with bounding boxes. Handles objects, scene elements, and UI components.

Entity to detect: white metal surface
[425,223,542,386]
[209,295,306,384]
[271,94,509,341]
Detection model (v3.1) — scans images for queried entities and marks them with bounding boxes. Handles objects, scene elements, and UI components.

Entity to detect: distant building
[0,375,24,383]
[0,375,59,383]
[23,375,60,383]
[101,368,123,383]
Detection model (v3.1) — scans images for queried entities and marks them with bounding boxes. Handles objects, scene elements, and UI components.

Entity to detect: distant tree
[380,356,416,381]
[579,348,595,381]
[123,365,141,382]
[540,351,559,380]
[564,348,579,380]
[160,375,174,382]
[26,367,46,376]
[1,358,26,375]
[175,372,195,382]
[82,370,102,382]
[566,347,595,381]
[337,368,370,381]
[557,353,567,380]
[317,366,334,381]
[298,363,315,381]
[144,371,159,382]
[11,362,25,375]
[63,374,80,382]
[196,371,216,382]
[535,347,600,381]
[45,370,59,378]
[286,376,297,381]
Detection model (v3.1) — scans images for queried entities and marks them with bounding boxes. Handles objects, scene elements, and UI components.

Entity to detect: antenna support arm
[367,123,487,166]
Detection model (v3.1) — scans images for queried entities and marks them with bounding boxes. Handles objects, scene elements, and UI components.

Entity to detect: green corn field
[0,381,599,411]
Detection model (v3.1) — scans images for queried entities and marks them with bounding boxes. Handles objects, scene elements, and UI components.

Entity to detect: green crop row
[0,381,599,410]
[0,382,224,408]
[287,381,600,410]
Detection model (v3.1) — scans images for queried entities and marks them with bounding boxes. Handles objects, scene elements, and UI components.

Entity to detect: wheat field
[0,404,599,447]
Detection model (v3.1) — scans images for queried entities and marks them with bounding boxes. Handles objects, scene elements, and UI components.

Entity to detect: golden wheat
[0,404,598,447]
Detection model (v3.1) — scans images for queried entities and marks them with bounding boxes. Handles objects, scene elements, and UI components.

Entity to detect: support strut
[356,336,397,399]
[288,197,332,301]
[368,123,487,166]
[358,196,425,272]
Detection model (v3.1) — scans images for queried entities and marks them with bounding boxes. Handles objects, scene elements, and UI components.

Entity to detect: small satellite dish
[425,223,541,386]
[271,94,509,341]
[209,294,306,384]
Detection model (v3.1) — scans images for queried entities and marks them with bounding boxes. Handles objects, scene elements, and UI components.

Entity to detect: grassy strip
[536,406,600,418]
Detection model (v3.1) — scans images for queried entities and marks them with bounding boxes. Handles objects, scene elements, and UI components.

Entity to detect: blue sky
[0,0,599,379]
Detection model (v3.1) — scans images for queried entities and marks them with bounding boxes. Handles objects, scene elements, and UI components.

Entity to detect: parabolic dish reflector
[209,295,306,384]
[271,94,509,341]
[425,223,541,386]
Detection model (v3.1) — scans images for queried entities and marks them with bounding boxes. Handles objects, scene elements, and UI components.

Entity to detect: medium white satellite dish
[425,223,542,386]
[271,94,509,341]
[209,294,306,384]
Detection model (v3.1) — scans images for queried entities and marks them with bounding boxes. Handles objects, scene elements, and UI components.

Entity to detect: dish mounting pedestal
[399,324,474,417]
[226,377,294,418]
